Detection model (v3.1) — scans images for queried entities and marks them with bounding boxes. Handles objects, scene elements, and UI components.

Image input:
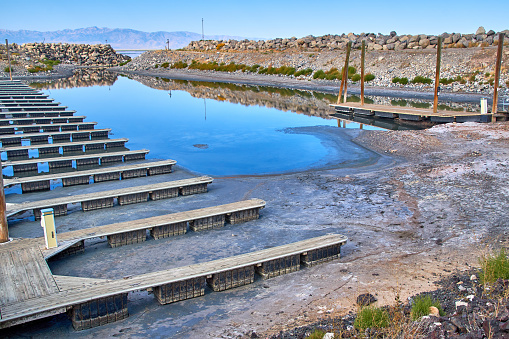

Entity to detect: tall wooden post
[0,157,8,243]
[492,33,505,115]
[5,39,13,81]
[433,37,442,113]
[360,40,366,106]
[343,45,352,104]
[337,42,351,104]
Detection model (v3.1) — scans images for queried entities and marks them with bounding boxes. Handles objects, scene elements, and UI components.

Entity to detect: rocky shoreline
[184,27,508,53]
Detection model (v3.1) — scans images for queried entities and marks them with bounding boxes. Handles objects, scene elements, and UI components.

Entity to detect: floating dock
[0,233,346,330]
[0,115,86,125]
[0,121,97,134]
[0,137,129,160]
[3,149,150,174]
[330,102,494,123]
[6,176,214,219]
[4,159,176,193]
[0,128,111,146]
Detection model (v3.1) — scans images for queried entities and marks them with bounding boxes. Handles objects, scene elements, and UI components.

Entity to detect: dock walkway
[0,234,347,329]
[6,176,214,218]
[0,128,111,146]
[0,137,129,159]
[3,149,150,174]
[331,102,490,123]
[0,115,86,126]
[4,159,176,193]
[0,121,97,134]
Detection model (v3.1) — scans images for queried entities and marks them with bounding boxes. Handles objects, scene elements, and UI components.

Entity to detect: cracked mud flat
[3,122,509,339]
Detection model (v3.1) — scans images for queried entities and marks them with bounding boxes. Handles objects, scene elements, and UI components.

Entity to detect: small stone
[356,293,377,306]
[429,306,440,316]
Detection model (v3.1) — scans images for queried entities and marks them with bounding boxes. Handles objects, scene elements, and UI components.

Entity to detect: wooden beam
[433,37,442,113]
[343,43,352,104]
[337,42,351,104]
[361,40,366,106]
[492,33,505,115]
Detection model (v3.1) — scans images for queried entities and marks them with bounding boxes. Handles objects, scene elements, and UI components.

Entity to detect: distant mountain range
[0,27,256,50]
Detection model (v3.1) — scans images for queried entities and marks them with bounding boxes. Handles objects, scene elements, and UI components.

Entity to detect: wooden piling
[0,157,8,243]
[337,42,351,104]
[433,37,442,113]
[343,42,352,104]
[492,33,505,115]
[361,40,366,106]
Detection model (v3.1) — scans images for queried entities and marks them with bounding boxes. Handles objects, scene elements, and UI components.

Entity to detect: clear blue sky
[3,0,508,39]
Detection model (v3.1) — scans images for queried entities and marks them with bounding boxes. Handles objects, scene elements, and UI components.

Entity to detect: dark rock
[487,30,496,36]
[356,293,377,306]
[390,31,397,37]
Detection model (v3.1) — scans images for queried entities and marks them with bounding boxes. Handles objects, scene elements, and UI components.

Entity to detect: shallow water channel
[30,74,379,176]
[28,71,479,176]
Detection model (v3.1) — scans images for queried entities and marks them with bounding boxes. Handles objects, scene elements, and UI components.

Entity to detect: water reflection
[30,69,118,90]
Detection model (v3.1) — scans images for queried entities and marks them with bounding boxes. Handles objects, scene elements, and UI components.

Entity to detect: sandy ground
[2,119,508,338]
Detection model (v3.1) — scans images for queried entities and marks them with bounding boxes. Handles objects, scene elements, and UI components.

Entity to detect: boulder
[419,39,430,48]
[476,26,486,35]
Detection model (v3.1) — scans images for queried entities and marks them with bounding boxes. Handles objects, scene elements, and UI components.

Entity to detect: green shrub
[161,62,170,68]
[295,68,313,77]
[119,59,131,66]
[40,59,60,67]
[365,73,375,82]
[3,67,11,73]
[411,295,444,320]
[391,99,408,107]
[154,64,159,68]
[351,74,361,82]
[479,248,509,284]
[305,329,326,339]
[392,77,409,85]
[313,69,326,79]
[354,306,390,330]
[348,66,356,75]
[411,76,433,84]
[171,61,188,69]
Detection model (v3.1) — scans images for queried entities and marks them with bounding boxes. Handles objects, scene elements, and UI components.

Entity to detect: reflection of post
[359,123,364,130]
[337,119,341,128]
[204,98,207,120]
[433,37,442,113]
[492,33,505,115]
[41,208,57,249]
[0,157,8,243]
[5,39,12,81]
[360,40,365,106]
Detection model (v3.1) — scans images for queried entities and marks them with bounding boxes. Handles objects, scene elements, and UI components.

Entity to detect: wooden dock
[1,105,69,112]
[0,128,111,146]
[0,234,347,330]
[0,121,97,134]
[330,102,492,123]
[6,176,214,219]
[0,115,86,126]
[3,149,150,174]
[0,137,129,160]
[0,110,77,119]
[4,159,176,193]
[42,198,266,256]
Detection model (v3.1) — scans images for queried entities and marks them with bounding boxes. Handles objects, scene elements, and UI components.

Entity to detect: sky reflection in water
[41,76,377,176]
